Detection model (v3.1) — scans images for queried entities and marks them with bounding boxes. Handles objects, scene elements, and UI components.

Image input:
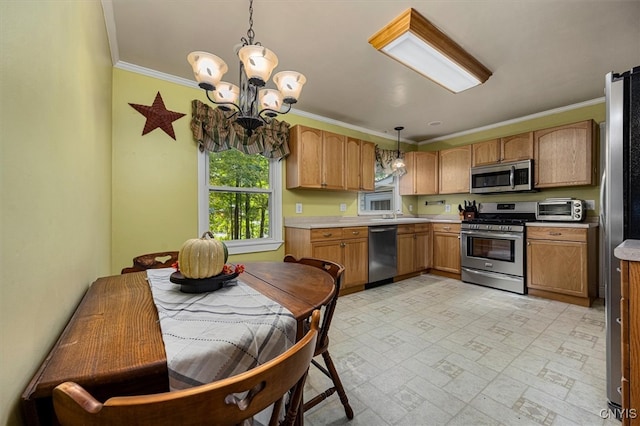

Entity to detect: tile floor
[303,273,620,426]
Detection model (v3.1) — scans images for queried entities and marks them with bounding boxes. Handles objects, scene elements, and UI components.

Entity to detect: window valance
[190,100,291,160]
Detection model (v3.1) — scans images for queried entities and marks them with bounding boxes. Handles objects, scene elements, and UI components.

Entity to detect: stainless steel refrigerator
[603,66,640,412]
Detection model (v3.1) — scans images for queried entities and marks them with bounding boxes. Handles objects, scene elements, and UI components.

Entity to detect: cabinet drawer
[397,224,416,234]
[342,227,367,239]
[432,223,461,234]
[526,227,587,242]
[310,228,342,241]
[414,223,431,233]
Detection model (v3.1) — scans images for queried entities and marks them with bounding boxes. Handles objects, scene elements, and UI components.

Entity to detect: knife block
[463,211,476,220]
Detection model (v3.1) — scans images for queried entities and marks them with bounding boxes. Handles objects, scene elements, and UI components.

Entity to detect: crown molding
[419,97,605,144]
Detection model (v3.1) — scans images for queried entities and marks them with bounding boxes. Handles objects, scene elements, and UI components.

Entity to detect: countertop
[615,240,640,262]
[284,215,461,229]
[285,216,598,230]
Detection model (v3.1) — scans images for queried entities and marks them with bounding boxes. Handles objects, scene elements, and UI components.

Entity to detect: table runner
[146,268,297,391]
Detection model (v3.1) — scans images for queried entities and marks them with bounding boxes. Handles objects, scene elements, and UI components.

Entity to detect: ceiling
[104,0,640,144]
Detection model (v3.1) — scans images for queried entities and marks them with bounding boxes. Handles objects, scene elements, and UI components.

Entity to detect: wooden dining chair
[120,251,179,274]
[52,310,321,426]
[283,255,354,419]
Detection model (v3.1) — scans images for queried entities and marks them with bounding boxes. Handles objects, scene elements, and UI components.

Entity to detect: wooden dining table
[21,261,335,426]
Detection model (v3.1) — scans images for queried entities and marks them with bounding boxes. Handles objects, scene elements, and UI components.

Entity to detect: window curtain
[375,146,406,181]
[190,100,291,160]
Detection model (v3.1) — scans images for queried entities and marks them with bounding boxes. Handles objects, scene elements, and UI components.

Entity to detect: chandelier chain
[242,0,257,46]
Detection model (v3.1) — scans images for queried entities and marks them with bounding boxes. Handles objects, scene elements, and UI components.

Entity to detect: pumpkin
[178,231,228,279]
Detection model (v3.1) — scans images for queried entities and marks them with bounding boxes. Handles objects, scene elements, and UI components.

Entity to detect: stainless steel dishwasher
[368,225,397,283]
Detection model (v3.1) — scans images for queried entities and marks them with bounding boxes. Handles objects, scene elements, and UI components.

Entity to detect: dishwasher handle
[369,227,397,233]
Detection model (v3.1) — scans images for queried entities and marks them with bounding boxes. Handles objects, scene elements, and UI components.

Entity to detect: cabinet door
[287,126,323,189]
[526,239,588,297]
[397,233,415,275]
[471,139,500,166]
[322,131,346,190]
[501,132,533,162]
[345,137,362,191]
[343,238,368,287]
[399,152,417,195]
[432,233,461,273]
[533,120,594,188]
[415,151,439,195]
[415,231,431,271]
[311,240,343,266]
[360,141,376,191]
[439,146,471,194]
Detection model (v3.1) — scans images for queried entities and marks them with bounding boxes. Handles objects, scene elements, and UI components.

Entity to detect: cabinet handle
[443,226,451,231]
[548,232,562,236]
[527,241,531,246]
[323,232,332,237]
[340,242,346,247]
[352,231,359,235]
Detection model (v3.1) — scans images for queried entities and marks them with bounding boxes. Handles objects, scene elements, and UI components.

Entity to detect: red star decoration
[129,92,185,140]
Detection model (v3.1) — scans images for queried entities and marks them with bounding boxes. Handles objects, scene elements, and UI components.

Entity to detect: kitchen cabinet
[285,226,368,295]
[399,151,439,195]
[346,137,375,191]
[526,226,598,306]
[397,223,432,276]
[471,133,534,167]
[619,259,640,426]
[533,120,597,188]
[439,146,471,194]
[287,125,345,190]
[431,222,461,276]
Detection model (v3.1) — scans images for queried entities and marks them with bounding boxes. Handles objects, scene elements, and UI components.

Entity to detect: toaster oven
[536,198,586,222]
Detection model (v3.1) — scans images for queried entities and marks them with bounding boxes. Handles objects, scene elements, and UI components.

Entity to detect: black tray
[170,271,239,293]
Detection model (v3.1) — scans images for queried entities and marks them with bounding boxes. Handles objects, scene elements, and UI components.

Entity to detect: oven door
[460,229,524,277]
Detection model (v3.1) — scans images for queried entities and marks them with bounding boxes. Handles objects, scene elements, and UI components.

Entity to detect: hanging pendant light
[392,126,405,172]
[187,0,306,136]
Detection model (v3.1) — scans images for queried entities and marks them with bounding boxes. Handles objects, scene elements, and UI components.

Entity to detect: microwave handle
[510,165,515,189]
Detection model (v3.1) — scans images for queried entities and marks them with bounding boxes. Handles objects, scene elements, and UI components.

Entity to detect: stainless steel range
[460,202,537,294]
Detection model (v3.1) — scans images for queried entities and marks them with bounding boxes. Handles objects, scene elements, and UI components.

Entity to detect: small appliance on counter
[535,198,585,222]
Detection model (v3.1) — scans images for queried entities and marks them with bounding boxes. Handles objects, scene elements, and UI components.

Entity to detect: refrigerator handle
[600,170,606,226]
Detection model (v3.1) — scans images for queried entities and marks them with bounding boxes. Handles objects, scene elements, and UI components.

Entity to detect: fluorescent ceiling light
[369,8,492,93]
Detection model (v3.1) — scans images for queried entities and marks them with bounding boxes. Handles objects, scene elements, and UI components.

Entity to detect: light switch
[295,203,303,214]
[340,203,347,212]
[445,204,451,213]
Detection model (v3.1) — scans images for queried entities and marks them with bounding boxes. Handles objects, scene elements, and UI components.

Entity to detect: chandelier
[392,126,405,172]
[187,0,306,135]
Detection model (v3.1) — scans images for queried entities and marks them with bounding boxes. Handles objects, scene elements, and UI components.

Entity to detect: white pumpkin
[178,232,228,279]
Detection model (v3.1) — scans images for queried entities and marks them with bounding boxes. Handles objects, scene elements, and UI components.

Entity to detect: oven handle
[461,230,523,240]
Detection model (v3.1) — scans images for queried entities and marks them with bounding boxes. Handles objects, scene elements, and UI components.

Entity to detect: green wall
[0,1,113,424]
[111,69,401,271]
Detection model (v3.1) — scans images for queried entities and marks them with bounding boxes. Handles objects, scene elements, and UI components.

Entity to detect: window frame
[357,176,403,216]
[198,150,283,255]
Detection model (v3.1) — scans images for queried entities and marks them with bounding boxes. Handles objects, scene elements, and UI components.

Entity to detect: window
[358,175,402,216]
[198,149,283,254]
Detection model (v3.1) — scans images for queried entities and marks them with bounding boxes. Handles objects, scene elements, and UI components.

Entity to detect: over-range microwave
[470,159,534,194]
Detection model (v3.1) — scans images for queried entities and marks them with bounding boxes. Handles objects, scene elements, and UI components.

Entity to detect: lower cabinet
[526,226,597,306]
[431,223,461,276]
[619,260,640,426]
[397,223,432,276]
[285,226,368,295]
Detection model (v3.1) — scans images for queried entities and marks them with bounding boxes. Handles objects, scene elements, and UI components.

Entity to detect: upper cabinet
[399,151,439,195]
[471,132,534,167]
[439,146,471,194]
[533,120,597,188]
[346,137,375,191]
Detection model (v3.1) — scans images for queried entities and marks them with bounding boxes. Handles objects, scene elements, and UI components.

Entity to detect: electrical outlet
[445,204,451,213]
[585,200,595,210]
[339,203,347,212]
[409,204,413,212]
[295,203,303,214]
